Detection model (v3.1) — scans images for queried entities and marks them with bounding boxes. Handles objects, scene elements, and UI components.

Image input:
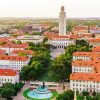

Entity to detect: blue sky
[0,0,100,18]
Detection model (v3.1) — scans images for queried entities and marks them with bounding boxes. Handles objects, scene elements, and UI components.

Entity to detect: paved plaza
[13,81,69,100]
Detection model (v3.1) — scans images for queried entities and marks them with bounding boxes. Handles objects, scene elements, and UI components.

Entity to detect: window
[97,85,99,88]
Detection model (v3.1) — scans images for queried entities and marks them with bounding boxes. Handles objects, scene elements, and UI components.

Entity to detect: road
[51,48,65,59]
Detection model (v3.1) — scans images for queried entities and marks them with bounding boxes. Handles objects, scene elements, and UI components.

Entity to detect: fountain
[27,82,53,99]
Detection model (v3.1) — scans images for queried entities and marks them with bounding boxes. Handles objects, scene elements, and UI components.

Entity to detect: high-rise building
[59,6,66,36]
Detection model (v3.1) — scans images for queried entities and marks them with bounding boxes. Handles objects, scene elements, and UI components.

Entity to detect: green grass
[23,89,58,100]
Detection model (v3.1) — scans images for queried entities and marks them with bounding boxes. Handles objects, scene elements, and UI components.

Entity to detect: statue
[42,82,45,89]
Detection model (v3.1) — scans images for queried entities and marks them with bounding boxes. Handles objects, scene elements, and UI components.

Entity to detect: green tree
[56,90,74,100]
[30,61,43,79]
[20,65,30,80]
[82,91,89,96]
[76,39,89,47]
[1,87,15,98]
[16,40,22,44]
[28,42,35,46]
[20,50,51,80]
[50,54,71,82]
[18,52,28,56]
[42,37,48,43]
[0,82,24,99]
[15,82,24,93]
[65,45,77,55]
[93,93,100,100]
[92,92,97,96]
[32,32,41,35]
[77,95,84,100]
[0,42,6,45]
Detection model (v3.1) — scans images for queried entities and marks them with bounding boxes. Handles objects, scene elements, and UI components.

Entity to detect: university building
[0,69,19,86]
[0,55,29,71]
[70,48,100,93]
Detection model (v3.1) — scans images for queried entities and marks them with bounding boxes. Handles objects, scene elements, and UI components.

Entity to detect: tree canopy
[50,54,71,82]
[0,82,24,99]
[56,90,74,100]
[20,42,51,80]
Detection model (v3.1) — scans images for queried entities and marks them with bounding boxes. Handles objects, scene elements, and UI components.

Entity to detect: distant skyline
[0,0,100,18]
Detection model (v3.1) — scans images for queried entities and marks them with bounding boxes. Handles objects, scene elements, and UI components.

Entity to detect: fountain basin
[23,89,58,100]
[27,85,53,99]
[27,90,53,99]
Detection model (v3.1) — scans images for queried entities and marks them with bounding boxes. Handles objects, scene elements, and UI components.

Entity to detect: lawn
[23,89,58,100]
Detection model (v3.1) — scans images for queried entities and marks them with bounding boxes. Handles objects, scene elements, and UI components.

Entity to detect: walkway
[51,48,65,59]
[13,81,30,100]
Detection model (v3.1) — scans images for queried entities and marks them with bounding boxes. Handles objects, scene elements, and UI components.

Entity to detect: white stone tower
[59,6,66,36]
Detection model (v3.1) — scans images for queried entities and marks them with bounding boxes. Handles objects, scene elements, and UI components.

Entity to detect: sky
[0,0,100,18]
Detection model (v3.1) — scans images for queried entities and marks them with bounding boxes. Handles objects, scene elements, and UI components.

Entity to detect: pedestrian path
[13,82,29,100]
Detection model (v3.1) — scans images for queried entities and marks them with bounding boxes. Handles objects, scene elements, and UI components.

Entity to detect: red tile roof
[0,43,29,48]
[73,52,100,61]
[11,50,34,55]
[72,60,100,73]
[92,46,100,52]
[0,38,10,42]
[44,32,81,39]
[72,60,94,67]
[88,38,100,43]
[70,73,100,82]
[0,69,17,76]
[74,26,88,31]
[73,52,93,57]
[0,55,29,61]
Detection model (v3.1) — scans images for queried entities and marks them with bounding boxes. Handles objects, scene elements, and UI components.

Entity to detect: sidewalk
[13,82,29,100]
